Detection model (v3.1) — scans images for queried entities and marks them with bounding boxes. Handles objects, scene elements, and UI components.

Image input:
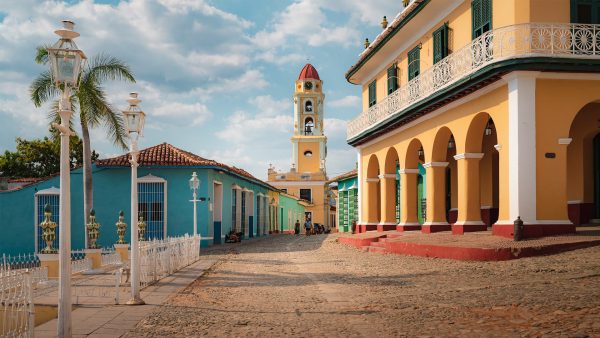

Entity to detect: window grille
[138,181,165,240]
[35,191,60,252]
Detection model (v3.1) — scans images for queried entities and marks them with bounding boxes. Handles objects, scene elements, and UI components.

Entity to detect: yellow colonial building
[347,0,600,238]
[268,64,331,227]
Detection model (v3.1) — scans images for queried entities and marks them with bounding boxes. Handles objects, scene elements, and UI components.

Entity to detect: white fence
[0,270,34,338]
[138,235,201,289]
[101,249,121,266]
[347,23,600,139]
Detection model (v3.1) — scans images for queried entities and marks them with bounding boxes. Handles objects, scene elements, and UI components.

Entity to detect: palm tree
[30,46,136,234]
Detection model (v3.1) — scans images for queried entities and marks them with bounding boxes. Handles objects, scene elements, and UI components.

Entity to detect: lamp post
[47,19,86,337]
[189,172,200,237]
[123,92,146,305]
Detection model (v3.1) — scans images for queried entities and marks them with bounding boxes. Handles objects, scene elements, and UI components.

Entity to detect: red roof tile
[298,63,320,81]
[96,143,258,181]
[328,169,358,183]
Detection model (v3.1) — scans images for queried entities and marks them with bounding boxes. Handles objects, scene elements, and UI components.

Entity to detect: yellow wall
[536,79,600,219]
[298,141,321,173]
[360,85,509,222]
[360,0,575,113]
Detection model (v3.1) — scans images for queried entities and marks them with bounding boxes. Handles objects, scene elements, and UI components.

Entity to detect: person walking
[294,220,300,235]
[304,218,312,236]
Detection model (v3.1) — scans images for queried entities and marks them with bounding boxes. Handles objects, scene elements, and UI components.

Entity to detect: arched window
[305,100,313,113]
[304,117,314,135]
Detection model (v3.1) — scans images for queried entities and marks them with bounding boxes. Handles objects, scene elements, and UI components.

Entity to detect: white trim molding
[365,178,380,183]
[453,153,484,161]
[567,200,582,204]
[397,222,420,226]
[422,162,449,168]
[558,138,573,145]
[35,186,60,195]
[378,174,397,179]
[494,144,502,151]
[399,168,419,174]
[138,174,166,183]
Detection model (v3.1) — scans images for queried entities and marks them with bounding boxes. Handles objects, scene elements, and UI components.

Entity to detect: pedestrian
[351,220,357,234]
[305,218,312,236]
[294,220,300,235]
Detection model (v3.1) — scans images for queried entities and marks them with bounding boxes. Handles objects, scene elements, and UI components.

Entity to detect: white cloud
[329,95,361,108]
[153,102,212,126]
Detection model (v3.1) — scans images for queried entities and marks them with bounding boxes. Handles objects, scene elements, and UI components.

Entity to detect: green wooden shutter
[472,0,492,39]
[571,0,600,24]
[368,81,377,107]
[387,65,398,94]
[408,46,420,81]
[433,23,449,64]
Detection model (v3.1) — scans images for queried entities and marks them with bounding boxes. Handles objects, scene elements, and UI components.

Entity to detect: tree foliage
[0,132,98,178]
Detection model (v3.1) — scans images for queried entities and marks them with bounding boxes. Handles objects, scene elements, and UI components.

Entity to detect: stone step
[387,233,402,239]
[370,241,386,248]
[367,246,387,254]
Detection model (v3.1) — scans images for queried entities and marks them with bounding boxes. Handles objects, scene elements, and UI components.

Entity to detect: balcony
[347,23,600,141]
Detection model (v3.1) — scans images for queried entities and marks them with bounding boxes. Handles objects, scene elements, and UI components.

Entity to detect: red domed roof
[298,63,320,81]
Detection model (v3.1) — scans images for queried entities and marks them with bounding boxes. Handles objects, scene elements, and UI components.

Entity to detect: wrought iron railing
[347,23,600,140]
[0,270,34,338]
[138,234,200,289]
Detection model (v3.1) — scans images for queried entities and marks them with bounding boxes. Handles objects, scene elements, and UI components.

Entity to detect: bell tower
[292,64,327,174]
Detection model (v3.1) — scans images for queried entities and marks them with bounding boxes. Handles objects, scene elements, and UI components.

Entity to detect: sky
[0,0,403,180]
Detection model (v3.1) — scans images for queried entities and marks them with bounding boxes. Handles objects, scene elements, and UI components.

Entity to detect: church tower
[292,64,327,173]
[267,64,333,230]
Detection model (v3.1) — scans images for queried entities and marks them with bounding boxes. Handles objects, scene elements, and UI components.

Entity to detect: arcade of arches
[357,73,600,238]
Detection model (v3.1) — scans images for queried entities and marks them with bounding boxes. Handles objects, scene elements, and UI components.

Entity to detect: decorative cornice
[558,138,573,145]
[453,153,484,161]
[422,161,448,168]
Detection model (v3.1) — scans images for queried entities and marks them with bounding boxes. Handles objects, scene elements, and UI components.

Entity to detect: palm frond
[34,45,50,65]
[84,54,136,85]
[78,81,128,149]
[30,70,59,107]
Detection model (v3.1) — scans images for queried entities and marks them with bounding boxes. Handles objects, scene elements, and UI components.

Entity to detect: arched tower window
[305,100,313,113]
[304,117,314,135]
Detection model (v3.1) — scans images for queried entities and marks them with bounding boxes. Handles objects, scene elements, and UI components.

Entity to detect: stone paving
[34,258,217,338]
[126,233,600,337]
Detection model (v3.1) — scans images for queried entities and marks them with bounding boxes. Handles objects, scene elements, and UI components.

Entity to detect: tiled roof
[328,169,358,183]
[96,143,258,181]
[7,177,46,184]
[298,63,320,81]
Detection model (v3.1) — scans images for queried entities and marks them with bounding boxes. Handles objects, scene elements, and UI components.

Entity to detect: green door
[417,175,425,224]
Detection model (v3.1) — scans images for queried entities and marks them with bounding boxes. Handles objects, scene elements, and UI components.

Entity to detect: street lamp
[47,19,86,338]
[123,92,145,306]
[189,172,200,237]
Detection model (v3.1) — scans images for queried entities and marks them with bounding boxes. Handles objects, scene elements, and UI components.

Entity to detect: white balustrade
[0,270,34,338]
[347,23,600,140]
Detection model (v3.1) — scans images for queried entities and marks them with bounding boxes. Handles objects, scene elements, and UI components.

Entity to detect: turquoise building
[0,143,297,255]
[277,193,307,233]
[332,165,427,233]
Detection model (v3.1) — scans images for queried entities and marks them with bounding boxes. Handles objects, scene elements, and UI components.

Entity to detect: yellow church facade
[268,64,331,227]
[347,0,600,238]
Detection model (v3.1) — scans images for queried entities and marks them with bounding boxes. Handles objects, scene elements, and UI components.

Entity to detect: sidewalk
[34,258,217,338]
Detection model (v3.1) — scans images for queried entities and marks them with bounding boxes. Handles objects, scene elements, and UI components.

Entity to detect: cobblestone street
[128,234,600,337]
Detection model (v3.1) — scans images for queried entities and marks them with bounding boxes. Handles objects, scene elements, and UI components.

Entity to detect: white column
[357,149,363,224]
[193,189,197,236]
[127,143,144,305]
[236,189,242,232]
[292,140,298,170]
[506,72,538,223]
[57,92,72,338]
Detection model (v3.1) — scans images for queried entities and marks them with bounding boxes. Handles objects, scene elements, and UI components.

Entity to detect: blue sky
[0,0,402,179]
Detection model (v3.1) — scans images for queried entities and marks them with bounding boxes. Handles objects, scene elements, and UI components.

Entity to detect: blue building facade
[0,143,278,255]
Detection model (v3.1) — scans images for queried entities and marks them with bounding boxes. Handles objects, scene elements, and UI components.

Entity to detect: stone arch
[381,147,400,228]
[364,154,381,229]
[431,126,458,224]
[567,101,600,225]
[405,138,425,169]
[465,112,492,153]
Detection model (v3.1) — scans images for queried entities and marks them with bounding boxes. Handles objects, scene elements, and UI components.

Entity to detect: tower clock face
[304,81,313,90]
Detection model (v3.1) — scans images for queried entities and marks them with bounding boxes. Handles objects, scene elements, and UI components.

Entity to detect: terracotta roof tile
[328,169,358,183]
[96,143,259,181]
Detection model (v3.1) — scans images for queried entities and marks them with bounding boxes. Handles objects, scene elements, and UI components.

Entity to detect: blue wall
[0,164,272,255]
